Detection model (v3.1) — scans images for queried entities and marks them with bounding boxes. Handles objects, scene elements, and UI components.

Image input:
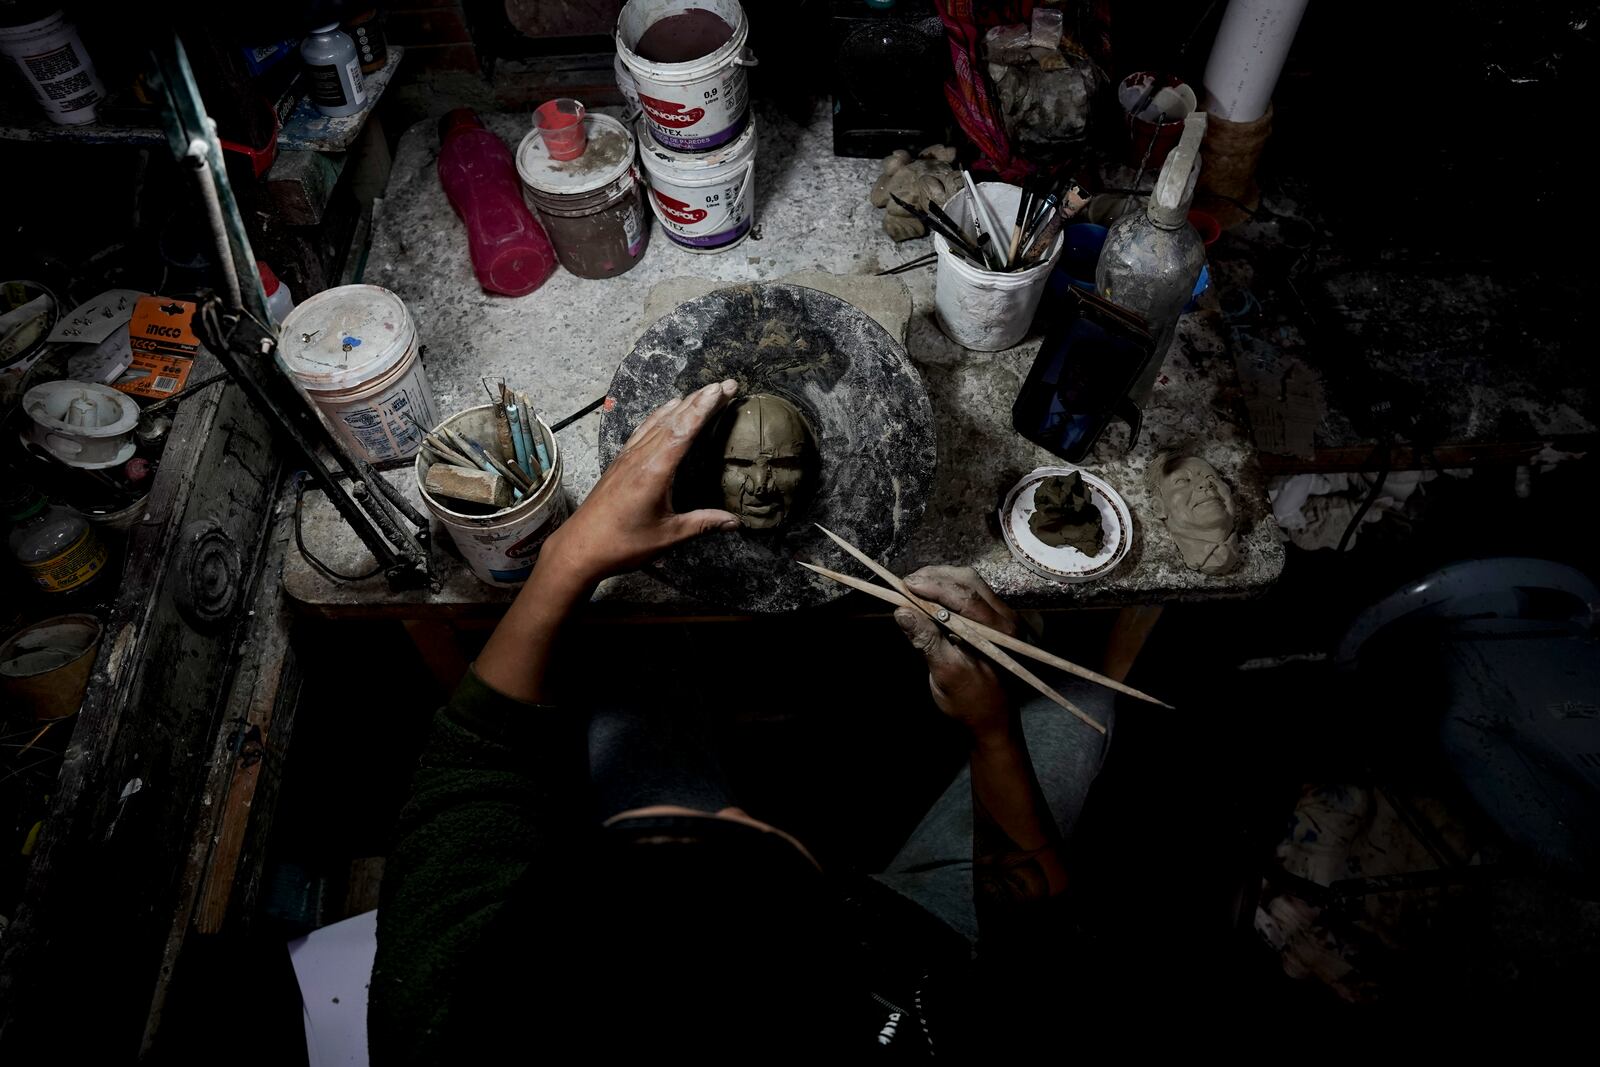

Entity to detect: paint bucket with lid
[932,182,1064,352]
[636,114,756,253]
[0,10,104,126]
[517,112,648,279]
[277,285,439,463]
[616,0,755,152]
[415,405,568,586]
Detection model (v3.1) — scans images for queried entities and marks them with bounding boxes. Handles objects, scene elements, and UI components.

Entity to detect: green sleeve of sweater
[368,667,588,1066]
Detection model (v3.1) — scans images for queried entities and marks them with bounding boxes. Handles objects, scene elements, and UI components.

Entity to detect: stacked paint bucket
[616,0,759,254]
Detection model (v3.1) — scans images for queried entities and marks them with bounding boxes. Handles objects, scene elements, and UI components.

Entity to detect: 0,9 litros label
[23,527,108,593]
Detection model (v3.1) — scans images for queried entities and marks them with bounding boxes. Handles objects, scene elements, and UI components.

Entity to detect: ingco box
[117,296,200,399]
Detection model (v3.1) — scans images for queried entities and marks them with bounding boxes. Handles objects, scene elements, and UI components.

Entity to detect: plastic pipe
[1201,0,1310,123]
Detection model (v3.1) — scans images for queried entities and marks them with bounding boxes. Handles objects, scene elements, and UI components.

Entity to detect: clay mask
[1149,454,1240,575]
[720,394,812,529]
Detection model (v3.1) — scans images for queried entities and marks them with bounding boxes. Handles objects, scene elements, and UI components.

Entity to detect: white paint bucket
[414,405,568,586]
[932,182,1064,352]
[0,11,103,126]
[277,285,439,463]
[636,114,756,252]
[615,0,754,152]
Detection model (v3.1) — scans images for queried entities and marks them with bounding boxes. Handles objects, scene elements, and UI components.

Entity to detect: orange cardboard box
[115,296,199,398]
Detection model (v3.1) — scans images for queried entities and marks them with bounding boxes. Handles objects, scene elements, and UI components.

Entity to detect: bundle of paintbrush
[893,172,1090,275]
[411,383,552,511]
[1009,172,1091,271]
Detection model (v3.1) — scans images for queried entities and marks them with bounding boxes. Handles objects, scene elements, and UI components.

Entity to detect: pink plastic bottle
[437,109,558,296]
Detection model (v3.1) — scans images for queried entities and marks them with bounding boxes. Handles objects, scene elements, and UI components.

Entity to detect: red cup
[535,98,587,161]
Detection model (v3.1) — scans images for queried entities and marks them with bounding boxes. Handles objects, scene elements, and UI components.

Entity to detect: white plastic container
[415,405,569,586]
[932,182,1064,352]
[22,380,138,468]
[276,285,438,463]
[636,114,756,252]
[615,0,755,152]
[0,10,103,126]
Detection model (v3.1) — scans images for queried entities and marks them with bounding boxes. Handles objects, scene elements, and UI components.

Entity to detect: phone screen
[1012,291,1153,463]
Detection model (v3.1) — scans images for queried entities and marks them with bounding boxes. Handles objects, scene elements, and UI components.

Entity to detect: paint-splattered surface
[286,101,1283,614]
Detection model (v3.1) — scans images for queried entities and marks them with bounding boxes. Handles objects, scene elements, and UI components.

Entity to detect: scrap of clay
[1029,472,1104,556]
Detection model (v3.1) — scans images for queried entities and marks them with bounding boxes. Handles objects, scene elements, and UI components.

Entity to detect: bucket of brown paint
[616,0,754,152]
[0,613,101,720]
[517,112,649,279]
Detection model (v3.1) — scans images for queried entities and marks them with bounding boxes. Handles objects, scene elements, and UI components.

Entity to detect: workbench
[285,101,1284,670]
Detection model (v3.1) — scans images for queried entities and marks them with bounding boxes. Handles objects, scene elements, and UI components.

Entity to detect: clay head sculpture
[1146,452,1240,575]
[719,393,814,529]
[869,145,962,242]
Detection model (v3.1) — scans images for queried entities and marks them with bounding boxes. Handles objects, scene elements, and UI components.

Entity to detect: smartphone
[1011,288,1154,463]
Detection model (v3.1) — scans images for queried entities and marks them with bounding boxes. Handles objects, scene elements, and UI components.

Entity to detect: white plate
[1000,466,1133,584]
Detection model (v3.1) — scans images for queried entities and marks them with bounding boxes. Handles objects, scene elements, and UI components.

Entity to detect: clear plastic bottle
[1096,111,1209,405]
[258,261,295,325]
[300,23,367,118]
[6,486,108,596]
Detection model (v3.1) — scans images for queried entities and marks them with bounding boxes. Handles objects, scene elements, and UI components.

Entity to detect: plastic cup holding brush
[535,98,587,161]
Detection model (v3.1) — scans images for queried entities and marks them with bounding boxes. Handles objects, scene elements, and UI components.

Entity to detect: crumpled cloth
[1268,470,1436,551]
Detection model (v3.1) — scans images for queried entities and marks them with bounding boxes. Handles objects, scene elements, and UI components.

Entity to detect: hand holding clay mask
[1146,452,1240,575]
[719,393,814,529]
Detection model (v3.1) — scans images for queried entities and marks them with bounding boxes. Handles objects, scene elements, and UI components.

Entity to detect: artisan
[368,380,1114,1060]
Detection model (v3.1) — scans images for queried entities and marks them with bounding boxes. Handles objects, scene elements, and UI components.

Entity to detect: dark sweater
[368,670,972,1063]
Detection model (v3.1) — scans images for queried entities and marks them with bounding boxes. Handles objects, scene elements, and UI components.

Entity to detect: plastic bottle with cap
[257,261,295,326]
[6,485,107,597]
[437,109,559,297]
[1096,110,1209,405]
[300,23,367,118]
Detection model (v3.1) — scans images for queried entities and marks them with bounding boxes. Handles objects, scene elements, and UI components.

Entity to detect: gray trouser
[589,676,1115,945]
[870,680,1115,944]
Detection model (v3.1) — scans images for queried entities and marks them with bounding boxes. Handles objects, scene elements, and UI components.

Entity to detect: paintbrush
[921,199,987,264]
[1008,175,1034,263]
[503,386,533,478]
[962,170,1008,270]
[888,194,983,265]
[1019,180,1090,268]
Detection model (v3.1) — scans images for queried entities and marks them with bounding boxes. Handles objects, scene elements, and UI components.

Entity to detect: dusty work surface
[286,101,1284,617]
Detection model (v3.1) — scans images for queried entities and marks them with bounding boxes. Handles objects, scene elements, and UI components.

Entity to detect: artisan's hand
[895,566,1023,741]
[542,380,741,587]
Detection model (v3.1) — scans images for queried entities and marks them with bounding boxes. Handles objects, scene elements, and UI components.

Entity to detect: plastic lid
[257,261,281,296]
[1148,111,1208,228]
[516,113,634,197]
[276,284,416,392]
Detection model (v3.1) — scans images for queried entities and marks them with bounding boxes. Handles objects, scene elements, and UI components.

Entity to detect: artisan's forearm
[970,716,1069,920]
[472,547,594,703]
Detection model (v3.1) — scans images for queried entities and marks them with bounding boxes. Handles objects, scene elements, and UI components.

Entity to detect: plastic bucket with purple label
[636,113,756,253]
[615,0,755,152]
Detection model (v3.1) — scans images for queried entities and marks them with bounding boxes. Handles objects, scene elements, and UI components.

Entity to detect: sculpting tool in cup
[519,391,550,472]
[445,427,528,496]
[962,170,1009,270]
[493,385,515,463]
[503,389,533,476]
[1020,181,1090,269]
[922,199,989,265]
[798,559,1173,711]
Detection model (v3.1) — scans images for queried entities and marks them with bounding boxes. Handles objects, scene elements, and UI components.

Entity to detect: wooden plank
[0,371,282,1059]
[139,500,301,1050]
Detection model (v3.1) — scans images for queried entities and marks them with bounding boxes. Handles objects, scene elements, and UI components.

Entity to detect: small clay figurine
[869,145,963,241]
[1029,472,1104,556]
[1146,451,1240,575]
[718,393,814,529]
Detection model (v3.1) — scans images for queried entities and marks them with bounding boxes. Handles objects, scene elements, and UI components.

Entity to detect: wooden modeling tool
[802,525,1176,728]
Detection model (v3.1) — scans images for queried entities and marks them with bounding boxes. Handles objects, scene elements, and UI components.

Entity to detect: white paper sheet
[287,909,379,1067]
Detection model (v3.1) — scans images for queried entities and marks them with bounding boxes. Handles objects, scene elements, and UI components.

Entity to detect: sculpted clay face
[1147,453,1241,575]
[719,393,813,529]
